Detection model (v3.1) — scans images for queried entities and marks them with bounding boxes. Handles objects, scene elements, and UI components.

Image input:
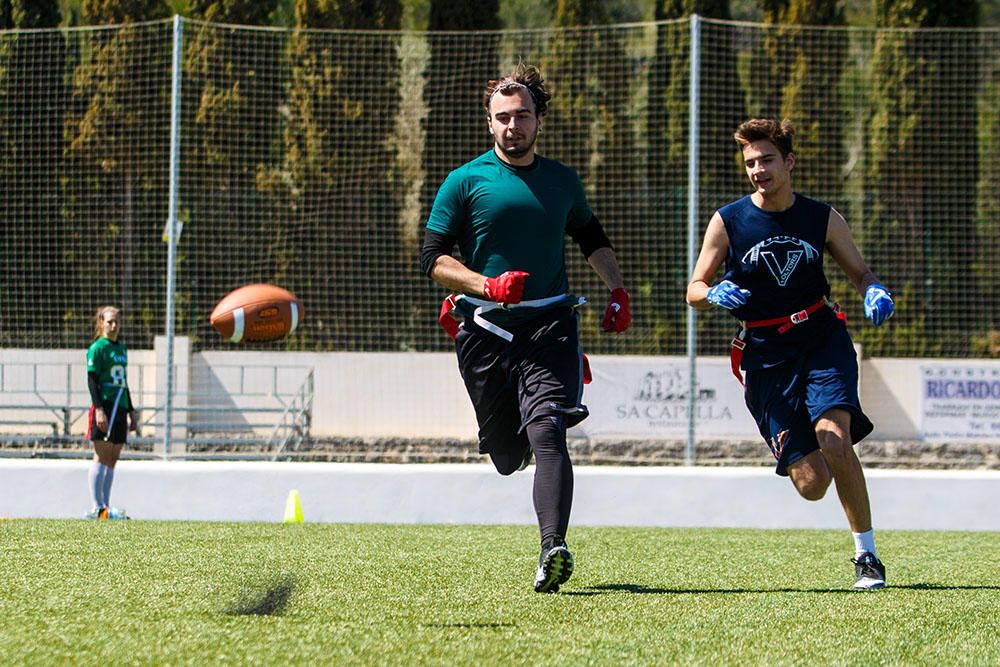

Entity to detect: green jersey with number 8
[86,337,131,409]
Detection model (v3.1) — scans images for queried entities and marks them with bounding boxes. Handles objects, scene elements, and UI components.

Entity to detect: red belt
[744,298,830,334]
[729,298,843,385]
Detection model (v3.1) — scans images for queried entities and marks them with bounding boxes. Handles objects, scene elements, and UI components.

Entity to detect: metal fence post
[163,14,184,460]
[685,13,701,466]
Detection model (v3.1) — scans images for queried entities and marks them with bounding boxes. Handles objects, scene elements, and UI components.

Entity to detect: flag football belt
[439,293,586,342]
[106,385,125,430]
[729,298,845,385]
[438,293,593,384]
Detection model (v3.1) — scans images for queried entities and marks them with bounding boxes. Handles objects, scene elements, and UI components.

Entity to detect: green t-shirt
[426,150,593,324]
[86,337,131,409]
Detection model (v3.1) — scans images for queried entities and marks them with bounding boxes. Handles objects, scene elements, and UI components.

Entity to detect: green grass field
[1,521,997,665]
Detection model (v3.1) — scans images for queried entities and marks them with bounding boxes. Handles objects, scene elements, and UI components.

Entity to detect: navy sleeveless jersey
[719,194,840,370]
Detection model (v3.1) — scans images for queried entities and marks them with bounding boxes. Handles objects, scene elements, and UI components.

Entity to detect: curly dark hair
[482,60,551,117]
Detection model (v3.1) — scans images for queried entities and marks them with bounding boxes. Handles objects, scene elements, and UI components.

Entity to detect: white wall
[2,459,998,531]
[3,343,999,443]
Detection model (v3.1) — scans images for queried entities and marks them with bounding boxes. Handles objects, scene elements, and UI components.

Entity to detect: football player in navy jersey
[687,118,894,590]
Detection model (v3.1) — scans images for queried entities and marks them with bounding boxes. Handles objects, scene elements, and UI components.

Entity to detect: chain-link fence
[1,16,998,359]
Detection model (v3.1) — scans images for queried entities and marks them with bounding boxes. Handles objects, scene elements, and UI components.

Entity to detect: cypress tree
[422,1,501,215]
[416,1,501,351]
[182,0,283,346]
[655,0,738,189]
[755,0,847,201]
[284,0,402,350]
[742,0,852,338]
[0,0,69,346]
[650,1,740,355]
[865,0,979,355]
[975,43,1000,356]
[68,0,172,347]
[426,0,501,161]
[544,0,638,354]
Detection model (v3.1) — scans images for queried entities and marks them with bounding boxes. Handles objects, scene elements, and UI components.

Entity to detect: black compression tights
[526,416,573,546]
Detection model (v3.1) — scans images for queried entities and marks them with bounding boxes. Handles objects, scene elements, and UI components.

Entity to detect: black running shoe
[851,552,886,590]
[534,542,574,593]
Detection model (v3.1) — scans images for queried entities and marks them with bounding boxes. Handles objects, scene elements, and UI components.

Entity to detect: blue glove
[706,280,751,310]
[864,284,894,326]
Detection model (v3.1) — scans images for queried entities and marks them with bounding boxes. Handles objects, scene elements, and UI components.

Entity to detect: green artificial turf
[1,521,997,665]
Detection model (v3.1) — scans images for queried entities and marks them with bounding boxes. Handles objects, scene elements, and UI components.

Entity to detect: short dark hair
[734,118,794,157]
[482,60,551,117]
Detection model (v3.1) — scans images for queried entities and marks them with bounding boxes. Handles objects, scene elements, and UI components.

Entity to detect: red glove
[438,295,460,340]
[581,353,592,385]
[483,270,529,305]
[601,288,631,333]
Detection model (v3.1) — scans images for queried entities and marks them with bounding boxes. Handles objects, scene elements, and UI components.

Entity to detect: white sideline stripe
[289,302,299,334]
[1,460,999,530]
[231,308,244,342]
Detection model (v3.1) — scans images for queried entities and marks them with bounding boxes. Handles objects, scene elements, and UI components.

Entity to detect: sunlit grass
[1,521,997,665]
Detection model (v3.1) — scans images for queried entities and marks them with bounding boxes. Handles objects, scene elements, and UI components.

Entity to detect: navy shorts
[454,307,588,456]
[87,395,130,444]
[744,324,873,476]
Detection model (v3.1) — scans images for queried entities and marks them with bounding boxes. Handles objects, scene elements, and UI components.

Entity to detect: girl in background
[85,306,139,520]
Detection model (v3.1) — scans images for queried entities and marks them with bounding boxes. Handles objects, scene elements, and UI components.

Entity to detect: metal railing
[0,361,313,460]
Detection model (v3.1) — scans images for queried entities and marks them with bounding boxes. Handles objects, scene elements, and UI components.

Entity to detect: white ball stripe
[231,308,245,342]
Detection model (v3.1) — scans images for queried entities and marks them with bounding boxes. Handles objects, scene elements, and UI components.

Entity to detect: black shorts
[455,307,588,455]
[87,394,130,444]
[744,325,873,476]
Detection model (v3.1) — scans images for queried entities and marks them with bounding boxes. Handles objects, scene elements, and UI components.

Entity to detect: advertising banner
[921,365,1000,442]
[570,356,759,440]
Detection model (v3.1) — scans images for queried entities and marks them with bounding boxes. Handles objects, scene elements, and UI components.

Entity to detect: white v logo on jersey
[761,250,803,287]
[741,236,820,287]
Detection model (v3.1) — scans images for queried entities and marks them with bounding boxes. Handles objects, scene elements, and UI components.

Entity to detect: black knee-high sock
[526,416,573,546]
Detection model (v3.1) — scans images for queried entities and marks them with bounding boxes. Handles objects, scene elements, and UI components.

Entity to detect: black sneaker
[851,552,886,590]
[534,541,574,593]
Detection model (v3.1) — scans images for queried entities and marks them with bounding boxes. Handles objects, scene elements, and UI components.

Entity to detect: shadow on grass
[224,573,296,616]
[568,582,1000,596]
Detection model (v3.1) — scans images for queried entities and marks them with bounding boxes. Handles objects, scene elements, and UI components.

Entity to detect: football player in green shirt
[85,306,139,520]
[421,61,630,593]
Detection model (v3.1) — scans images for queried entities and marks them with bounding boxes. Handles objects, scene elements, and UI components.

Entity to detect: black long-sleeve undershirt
[87,372,103,407]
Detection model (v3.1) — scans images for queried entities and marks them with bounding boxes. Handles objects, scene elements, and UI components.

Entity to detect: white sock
[102,466,115,508]
[853,529,876,559]
[89,462,107,508]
